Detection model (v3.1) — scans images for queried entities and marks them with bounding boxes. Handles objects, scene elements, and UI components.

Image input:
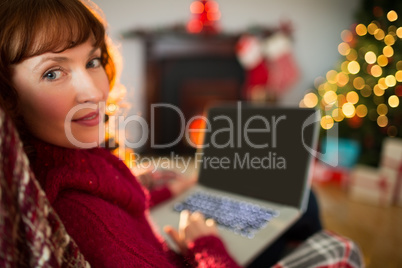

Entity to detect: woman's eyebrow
[34,56,68,70]
[34,47,101,70]
[89,46,100,55]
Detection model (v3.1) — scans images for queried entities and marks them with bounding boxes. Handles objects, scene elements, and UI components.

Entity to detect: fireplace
[137,32,245,154]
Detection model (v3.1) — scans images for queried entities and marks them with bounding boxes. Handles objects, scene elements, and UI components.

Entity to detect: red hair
[0,0,116,143]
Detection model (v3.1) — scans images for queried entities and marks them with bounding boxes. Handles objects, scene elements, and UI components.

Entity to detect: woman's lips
[72,111,100,127]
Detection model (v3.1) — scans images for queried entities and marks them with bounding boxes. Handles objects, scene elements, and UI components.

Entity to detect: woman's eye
[87,58,102,69]
[43,69,63,81]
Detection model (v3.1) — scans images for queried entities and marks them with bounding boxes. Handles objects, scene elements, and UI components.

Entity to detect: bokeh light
[341,61,350,73]
[188,117,207,147]
[361,85,372,97]
[370,65,382,77]
[342,102,356,118]
[205,1,219,12]
[336,72,349,87]
[338,42,351,56]
[341,30,353,42]
[374,29,385,40]
[190,1,204,13]
[347,91,359,104]
[107,103,117,113]
[207,10,221,21]
[321,116,334,130]
[377,103,388,115]
[397,27,402,38]
[377,55,388,67]
[377,115,388,127]
[395,70,402,82]
[346,49,358,61]
[385,75,397,87]
[332,108,345,122]
[388,95,400,108]
[368,22,378,35]
[378,78,388,90]
[365,51,377,64]
[323,91,338,105]
[356,24,367,36]
[389,25,397,34]
[318,84,326,96]
[303,93,318,108]
[356,104,368,118]
[187,19,203,33]
[383,46,394,57]
[397,61,402,70]
[353,77,365,90]
[348,61,360,74]
[326,70,338,84]
[387,10,398,22]
[384,34,395,46]
[373,85,385,96]
[324,82,337,92]
[337,94,347,107]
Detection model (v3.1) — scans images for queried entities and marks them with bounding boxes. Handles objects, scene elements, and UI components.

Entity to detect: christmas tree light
[301,2,402,166]
[187,0,221,34]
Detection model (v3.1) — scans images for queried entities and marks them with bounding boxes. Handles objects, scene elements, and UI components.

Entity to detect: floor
[312,182,402,268]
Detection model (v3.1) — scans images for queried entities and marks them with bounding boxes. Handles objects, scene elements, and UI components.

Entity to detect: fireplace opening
[141,33,245,154]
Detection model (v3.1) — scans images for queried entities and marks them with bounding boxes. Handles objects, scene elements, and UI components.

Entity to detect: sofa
[0,107,363,267]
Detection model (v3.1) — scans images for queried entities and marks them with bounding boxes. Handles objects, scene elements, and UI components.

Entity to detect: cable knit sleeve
[52,192,177,268]
[187,235,242,268]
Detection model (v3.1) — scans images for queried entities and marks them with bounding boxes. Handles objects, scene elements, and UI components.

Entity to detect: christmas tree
[301,0,402,167]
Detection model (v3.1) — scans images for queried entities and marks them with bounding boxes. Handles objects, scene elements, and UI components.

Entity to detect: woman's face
[11,39,110,148]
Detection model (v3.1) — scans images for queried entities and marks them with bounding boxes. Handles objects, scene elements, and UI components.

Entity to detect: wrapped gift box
[380,138,402,207]
[348,165,396,207]
[312,160,349,187]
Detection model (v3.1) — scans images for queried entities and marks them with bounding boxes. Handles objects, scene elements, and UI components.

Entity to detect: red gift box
[380,138,402,207]
[348,165,396,207]
[311,160,350,187]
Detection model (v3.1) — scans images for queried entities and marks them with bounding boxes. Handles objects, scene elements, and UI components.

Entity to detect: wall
[91,0,361,149]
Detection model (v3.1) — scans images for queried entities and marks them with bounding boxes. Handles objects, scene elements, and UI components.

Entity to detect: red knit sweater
[30,140,241,268]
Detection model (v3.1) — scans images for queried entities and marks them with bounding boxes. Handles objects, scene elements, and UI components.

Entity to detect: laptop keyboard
[173,191,279,238]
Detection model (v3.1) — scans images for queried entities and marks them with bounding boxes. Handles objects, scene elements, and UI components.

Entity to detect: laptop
[150,102,319,266]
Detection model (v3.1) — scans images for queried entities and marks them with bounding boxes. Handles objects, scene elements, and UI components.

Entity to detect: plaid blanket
[0,108,88,268]
[272,230,364,268]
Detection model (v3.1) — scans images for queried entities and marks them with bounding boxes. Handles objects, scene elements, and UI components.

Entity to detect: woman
[0,0,240,267]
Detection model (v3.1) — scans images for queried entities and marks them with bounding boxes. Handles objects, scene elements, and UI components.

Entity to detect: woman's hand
[132,165,197,195]
[164,210,218,255]
[167,176,197,196]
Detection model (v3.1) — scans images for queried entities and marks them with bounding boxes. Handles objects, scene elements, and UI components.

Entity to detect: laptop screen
[197,103,318,209]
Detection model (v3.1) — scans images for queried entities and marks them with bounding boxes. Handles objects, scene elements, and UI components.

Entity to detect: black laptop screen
[197,103,318,208]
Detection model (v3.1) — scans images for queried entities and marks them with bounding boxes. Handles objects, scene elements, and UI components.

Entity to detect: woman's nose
[75,71,105,104]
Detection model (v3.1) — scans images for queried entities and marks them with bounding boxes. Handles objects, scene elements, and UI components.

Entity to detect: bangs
[9,0,106,63]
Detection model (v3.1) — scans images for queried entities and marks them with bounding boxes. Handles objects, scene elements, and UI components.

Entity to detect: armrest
[0,108,88,267]
[272,230,364,268]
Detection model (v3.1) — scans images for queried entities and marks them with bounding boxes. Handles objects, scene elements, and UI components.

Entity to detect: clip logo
[302,109,339,167]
